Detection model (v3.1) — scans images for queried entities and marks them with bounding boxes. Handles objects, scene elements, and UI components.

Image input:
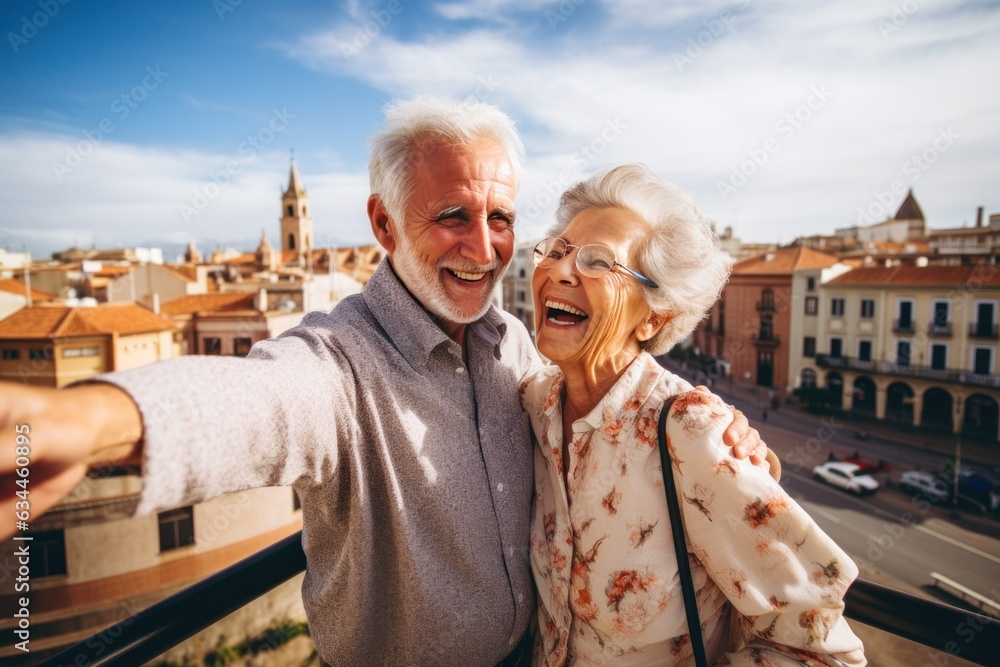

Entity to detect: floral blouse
[520,352,866,667]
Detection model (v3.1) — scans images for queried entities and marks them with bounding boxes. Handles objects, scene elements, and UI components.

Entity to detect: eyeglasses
[532,237,659,288]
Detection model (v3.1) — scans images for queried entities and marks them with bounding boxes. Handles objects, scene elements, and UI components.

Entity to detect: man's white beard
[391,233,502,325]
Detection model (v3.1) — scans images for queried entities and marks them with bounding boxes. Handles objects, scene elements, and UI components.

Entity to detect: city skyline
[1,0,998,259]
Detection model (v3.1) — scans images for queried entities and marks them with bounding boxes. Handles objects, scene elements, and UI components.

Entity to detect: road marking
[814,508,842,524]
[914,525,1000,565]
[787,469,1000,566]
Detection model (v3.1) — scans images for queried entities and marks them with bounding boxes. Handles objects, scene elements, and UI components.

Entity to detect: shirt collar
[362,259,509,369]
[577,352,666,430]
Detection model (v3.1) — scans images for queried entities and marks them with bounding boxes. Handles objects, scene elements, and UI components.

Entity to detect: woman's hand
[691,385,779,480]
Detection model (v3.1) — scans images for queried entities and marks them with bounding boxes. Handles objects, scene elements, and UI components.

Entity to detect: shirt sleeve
[664,390,866,667]
[91,316,357,516]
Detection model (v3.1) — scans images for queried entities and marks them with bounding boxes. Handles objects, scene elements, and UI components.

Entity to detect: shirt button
[497,482,504,493]
[455,367,465,375]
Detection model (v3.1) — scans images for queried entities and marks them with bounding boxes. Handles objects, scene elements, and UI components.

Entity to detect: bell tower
[280,160,314,265]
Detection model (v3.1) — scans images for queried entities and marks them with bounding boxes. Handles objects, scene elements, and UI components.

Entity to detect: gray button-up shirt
[100,260,540,665]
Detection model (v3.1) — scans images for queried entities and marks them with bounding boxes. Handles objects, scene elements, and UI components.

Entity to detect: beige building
[0,278,58,321]
[801,265,1000,441]
[0,302,176,386]
[104,262,211,310]
[160,290,306,356]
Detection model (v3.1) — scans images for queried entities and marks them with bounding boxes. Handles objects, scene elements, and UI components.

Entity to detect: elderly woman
[521,165,866,666]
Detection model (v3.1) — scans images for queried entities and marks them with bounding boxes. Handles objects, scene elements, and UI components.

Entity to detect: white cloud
[279,0,1000,243]
[0,133,375,258]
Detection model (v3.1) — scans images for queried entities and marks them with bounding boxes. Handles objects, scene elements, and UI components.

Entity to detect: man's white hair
[368,96,525,227]
[550,164,733,356]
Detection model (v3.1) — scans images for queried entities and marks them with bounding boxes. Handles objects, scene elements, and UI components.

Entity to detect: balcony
[893,319,916,333]
[751,331,780,347]
[43,531,1000,666]
[816,355,1000,389]
[756,300,777,312]
[927,322,952,337]
[969,323,999,339]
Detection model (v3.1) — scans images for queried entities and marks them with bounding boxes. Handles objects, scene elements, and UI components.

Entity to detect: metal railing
[969,322,999,339]
[40,531,1000,666]
[817,355,1000,389]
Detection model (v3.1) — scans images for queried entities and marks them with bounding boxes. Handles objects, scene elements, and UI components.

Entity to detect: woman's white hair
[368,96,525,226]
[550,164,733,356]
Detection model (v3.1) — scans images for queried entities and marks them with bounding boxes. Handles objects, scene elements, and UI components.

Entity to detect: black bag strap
[658,396,709,667]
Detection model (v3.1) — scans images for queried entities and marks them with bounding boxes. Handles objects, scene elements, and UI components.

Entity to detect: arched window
[287,205,294,216]
[288,234,296,250]
[303,206,308,216]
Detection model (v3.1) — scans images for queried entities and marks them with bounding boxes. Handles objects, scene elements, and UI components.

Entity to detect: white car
[897,471,949,502]
[812,462,879,496]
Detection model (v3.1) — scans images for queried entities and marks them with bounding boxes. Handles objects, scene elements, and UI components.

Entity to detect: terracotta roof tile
[732,247,840,275]
[160,292,257,315]
[0,279,58,301]
[826,265,1000,287]
[157,264,199,282]
[0,303,175,339]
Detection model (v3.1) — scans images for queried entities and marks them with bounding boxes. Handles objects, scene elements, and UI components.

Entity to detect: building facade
[694,247,840,389]
[798,264,1000,441]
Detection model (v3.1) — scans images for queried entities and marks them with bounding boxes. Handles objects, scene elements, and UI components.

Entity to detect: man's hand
[691,385,780,481]
[0,382,143,541]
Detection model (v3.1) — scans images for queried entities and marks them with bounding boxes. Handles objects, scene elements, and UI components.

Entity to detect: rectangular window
[860,299,875,318]
[897,340,911,366]
[62,346,101,358]
[807,277,816,292]
[831,298,845,317]
[202,337,222,356]
[974,348,992,375]
[158,506,195,552]
[29,348,53,361]
[805,296,818,315]
[830,337,843,358]
[1,349,20,360]
[30,529,67,579]
[933,301,949,327]
[976,302,995,336]
[898,300,914,328]
[803,337,816,358]
[233,338,253,357]
[859,340,873,362]
[931,344,947,370]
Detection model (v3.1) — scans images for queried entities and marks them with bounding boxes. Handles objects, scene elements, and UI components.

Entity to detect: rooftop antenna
[23,245,32,308]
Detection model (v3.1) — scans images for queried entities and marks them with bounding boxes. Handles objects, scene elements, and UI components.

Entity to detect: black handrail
[40,531,306,667]
[42,531,1000,666]
[843,578,999,665]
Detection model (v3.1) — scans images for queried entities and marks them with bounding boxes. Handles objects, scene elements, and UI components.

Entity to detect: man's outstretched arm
[0,382,144,540]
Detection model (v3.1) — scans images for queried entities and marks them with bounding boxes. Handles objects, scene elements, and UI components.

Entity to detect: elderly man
[0,97,765,665]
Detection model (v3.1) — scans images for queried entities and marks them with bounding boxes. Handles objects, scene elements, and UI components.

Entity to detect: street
[672,365,1000,614]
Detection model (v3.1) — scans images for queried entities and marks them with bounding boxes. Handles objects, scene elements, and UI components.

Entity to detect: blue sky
[1,0,998,260]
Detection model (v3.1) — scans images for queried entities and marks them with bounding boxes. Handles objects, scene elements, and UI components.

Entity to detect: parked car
[812,462,880,496]
[900,470,997,514]
[897,471,949,502]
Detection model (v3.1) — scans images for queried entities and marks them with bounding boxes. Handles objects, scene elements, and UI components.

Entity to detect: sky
[1,0,998,261]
